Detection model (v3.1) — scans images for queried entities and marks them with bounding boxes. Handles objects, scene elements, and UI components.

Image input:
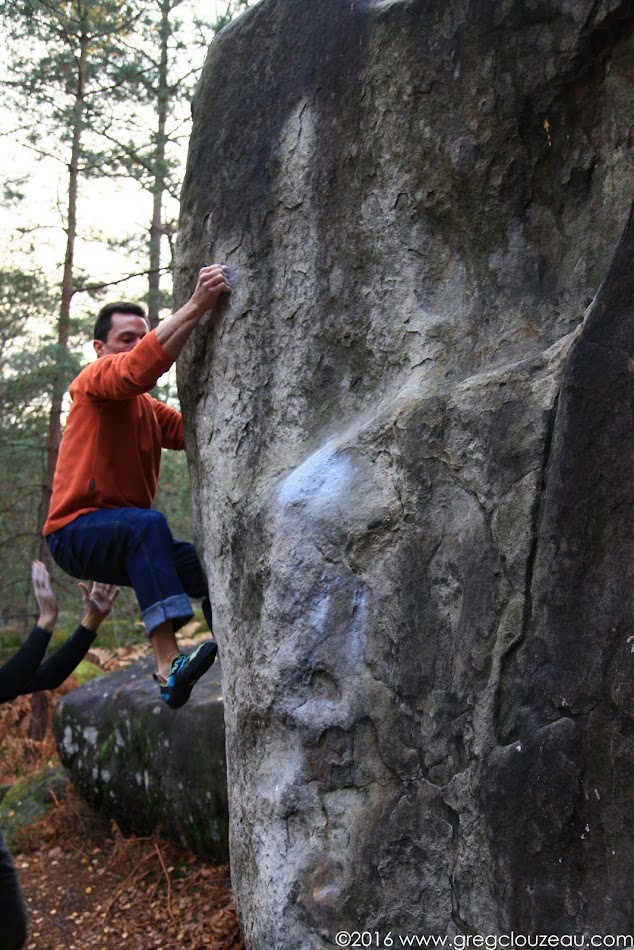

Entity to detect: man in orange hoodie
[43,263,231,709]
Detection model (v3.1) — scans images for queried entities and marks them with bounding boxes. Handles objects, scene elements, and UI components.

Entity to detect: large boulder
[53,657,228,861]
[175,0,634,945]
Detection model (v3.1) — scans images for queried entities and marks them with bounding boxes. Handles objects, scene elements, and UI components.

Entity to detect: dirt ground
[0,640,245,950]
[14,785,244,950]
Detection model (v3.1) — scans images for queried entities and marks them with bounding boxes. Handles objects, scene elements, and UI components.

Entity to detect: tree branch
[75,265,171,295]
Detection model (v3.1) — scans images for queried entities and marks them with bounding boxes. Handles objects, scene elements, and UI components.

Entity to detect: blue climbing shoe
[157,641,218,709]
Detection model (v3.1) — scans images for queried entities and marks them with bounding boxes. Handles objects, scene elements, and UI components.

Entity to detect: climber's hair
[93,301,148,343]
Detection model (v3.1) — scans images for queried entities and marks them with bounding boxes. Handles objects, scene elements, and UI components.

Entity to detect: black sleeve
[0,626,52,704]
[24,624,97,693]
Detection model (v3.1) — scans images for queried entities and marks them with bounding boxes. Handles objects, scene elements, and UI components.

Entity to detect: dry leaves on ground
[16,785,244,950]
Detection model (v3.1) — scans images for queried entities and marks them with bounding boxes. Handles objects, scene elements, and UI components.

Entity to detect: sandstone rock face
[175,0,634,944]
[53,658,228,861]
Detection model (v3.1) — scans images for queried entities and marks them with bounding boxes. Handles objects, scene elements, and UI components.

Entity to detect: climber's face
[93,313,149,357]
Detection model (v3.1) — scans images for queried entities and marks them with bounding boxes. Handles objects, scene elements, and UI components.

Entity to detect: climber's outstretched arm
[155,263,231,359]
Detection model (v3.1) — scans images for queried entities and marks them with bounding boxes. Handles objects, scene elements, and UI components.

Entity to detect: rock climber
[42,263,231,709]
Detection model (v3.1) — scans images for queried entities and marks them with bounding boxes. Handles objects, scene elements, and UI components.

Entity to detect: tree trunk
[147,0,170,329]
[39,34,89,561]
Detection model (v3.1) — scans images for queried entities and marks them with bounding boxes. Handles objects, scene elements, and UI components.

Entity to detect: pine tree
[0,263,69,626]
[0,0,144,550]
[87,0,257,327]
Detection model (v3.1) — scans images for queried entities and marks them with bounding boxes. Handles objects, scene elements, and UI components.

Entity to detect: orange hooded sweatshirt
[43,331,183,536]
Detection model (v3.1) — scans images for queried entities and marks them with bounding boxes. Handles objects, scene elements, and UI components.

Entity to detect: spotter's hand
[31,560,58,632]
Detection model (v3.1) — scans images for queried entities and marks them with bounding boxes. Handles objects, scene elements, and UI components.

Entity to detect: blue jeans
[46,508,212,636]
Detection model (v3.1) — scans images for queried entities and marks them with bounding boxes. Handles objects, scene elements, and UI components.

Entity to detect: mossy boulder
[53,654,228,862]
[0,765,69,852]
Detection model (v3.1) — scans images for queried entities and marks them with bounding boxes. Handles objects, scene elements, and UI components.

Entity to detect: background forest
[0,0,255,637]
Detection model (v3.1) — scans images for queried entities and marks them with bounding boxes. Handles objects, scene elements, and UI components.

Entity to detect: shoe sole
[166,641,218,710]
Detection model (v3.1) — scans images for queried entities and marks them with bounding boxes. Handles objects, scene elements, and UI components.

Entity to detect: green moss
[182,813,229,863]
[0,765,69,851]
[122,719,162,812]
[98,735,115,762]
[73,658,103,684]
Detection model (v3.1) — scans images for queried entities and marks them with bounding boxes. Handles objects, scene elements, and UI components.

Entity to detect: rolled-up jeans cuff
[142,594,194,637]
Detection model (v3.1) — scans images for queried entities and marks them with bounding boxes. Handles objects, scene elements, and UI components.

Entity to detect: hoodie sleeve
[152,398,184,450]
[77,331,175,401]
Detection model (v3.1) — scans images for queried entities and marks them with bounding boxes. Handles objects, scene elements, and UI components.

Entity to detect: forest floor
[0,637,245,950]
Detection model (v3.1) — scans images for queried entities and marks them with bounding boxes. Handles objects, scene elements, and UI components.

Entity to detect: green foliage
[0,265,61,627]
[0,0,143,157]
[212,0,254,32]
[154,448,193,543]
[2,175,28,207]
